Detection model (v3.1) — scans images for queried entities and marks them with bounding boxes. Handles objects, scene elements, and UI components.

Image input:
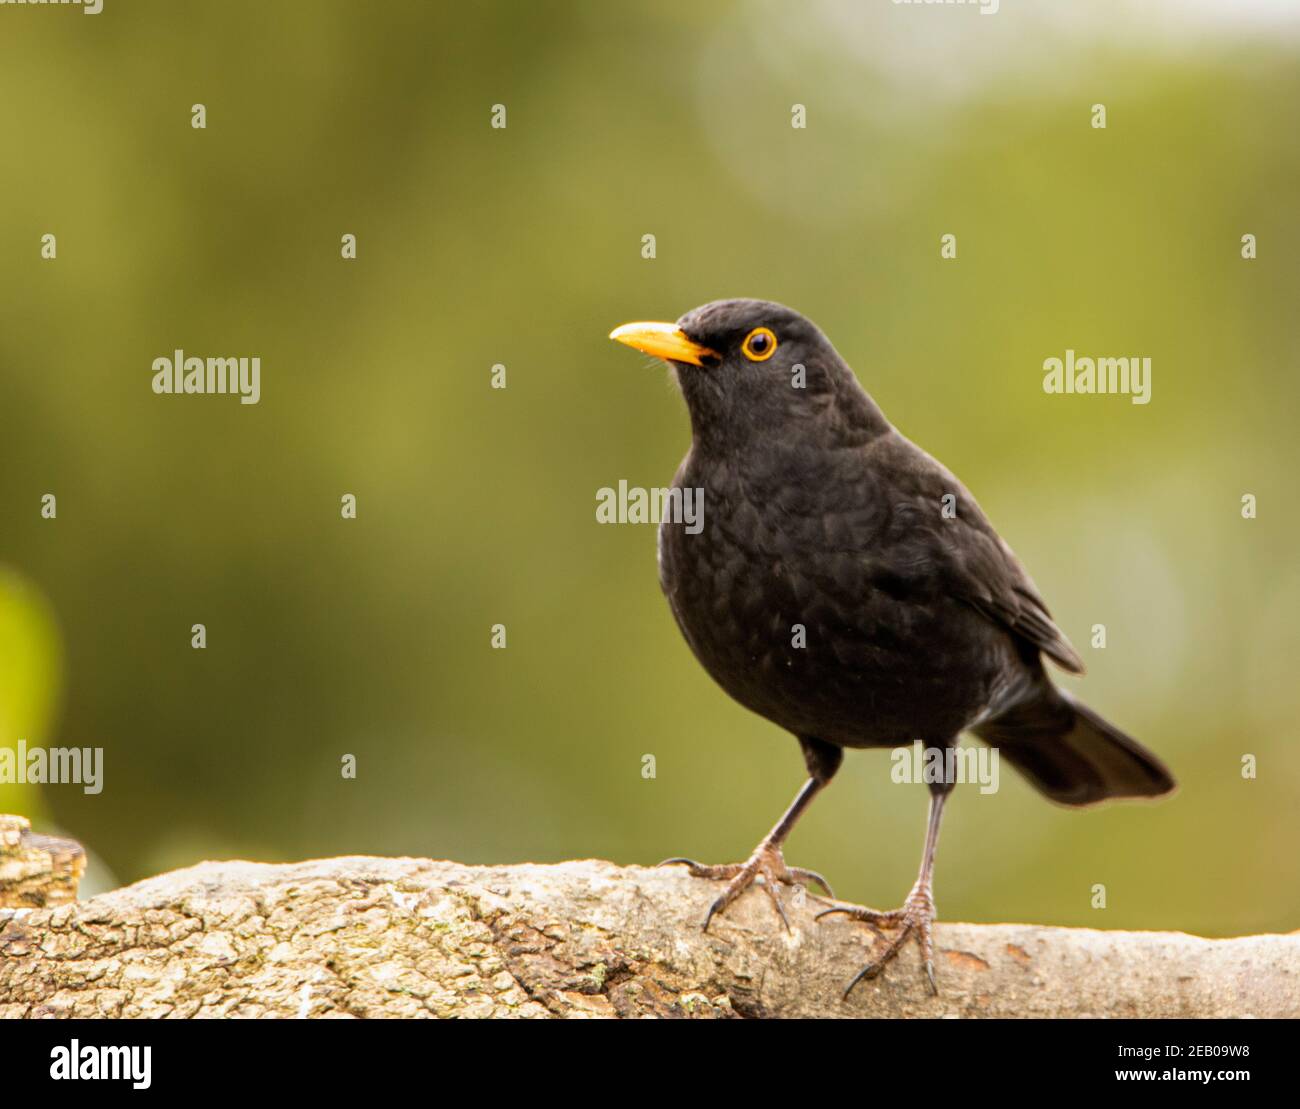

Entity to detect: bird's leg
[660,778,833,932]
[660,737,841,932]
[818,779,952,995]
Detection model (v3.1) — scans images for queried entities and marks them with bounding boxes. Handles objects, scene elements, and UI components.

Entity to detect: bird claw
[817,881,939,996]
[659,845,834,932]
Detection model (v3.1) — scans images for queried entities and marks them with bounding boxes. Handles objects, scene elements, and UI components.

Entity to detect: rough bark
[0,815,85,910]
[1,849,1296,1018]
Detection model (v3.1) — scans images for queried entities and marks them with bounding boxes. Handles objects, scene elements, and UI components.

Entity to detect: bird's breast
[657,451,1002,746]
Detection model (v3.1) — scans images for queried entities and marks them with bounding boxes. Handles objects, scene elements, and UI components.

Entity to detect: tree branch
[1,836,1295,1017]
[0,815,84,910]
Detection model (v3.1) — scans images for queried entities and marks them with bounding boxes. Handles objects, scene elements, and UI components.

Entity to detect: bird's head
[609,298,888,450]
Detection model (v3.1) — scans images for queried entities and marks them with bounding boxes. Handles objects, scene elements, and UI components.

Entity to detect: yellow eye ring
[741,326,778,362]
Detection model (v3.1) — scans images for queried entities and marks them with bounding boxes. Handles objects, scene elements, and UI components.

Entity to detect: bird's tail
[974,685,1175,807]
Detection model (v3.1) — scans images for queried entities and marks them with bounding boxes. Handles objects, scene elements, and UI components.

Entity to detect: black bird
[610,298,1175,995]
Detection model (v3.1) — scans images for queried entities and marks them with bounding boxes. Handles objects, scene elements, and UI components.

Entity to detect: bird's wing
[949,542,1086,674]
[869,431,1086,675]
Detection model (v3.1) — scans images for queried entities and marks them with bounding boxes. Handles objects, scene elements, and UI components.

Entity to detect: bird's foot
[816,880,939,996]
[659,844,834,933]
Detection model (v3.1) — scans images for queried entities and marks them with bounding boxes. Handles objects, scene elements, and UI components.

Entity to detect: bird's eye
[741,327,777,362]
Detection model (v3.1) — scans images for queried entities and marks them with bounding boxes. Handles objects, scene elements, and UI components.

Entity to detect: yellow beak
[608,321,718,367]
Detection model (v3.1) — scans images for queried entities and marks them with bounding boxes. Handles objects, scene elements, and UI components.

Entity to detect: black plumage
[611,298,1175,994]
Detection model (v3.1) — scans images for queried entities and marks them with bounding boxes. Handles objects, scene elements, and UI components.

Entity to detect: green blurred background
[1,0,1296,936]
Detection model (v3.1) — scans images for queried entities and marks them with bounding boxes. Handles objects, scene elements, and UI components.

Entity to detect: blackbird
[610,298,1175,995]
